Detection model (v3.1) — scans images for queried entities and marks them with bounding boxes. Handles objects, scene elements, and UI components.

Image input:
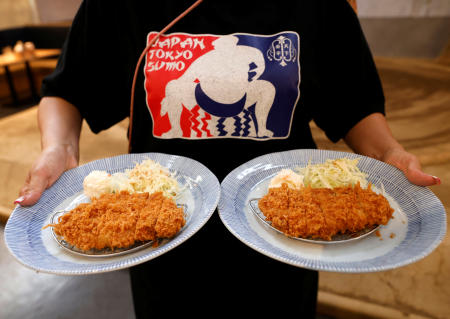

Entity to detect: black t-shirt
[40,1,385,316]
[41,0,384,181]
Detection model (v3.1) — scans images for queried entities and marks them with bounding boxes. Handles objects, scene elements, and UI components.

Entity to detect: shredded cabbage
[125,159,180,197]
[296,157,368,189]
[83,159,180,199]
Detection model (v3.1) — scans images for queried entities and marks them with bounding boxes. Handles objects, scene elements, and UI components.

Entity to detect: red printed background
[144,33,218,136]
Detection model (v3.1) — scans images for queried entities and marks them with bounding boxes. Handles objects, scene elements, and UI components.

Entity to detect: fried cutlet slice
[355,183,393,226]
[332,185,368,233]
[154,198,185,238]
[134,192,164,242]
[319,197,347,238]
[135,192,185,241]
[302,187,327,239]
[285,187,308,237]
[259,185,305,237]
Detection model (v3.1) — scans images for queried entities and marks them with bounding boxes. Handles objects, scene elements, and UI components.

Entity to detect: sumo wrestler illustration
[160,35,276,138]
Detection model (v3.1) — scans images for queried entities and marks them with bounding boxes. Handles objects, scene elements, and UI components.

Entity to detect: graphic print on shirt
[144,32,300,140]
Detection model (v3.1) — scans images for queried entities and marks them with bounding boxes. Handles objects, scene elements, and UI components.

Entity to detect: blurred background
[0,1,449,318]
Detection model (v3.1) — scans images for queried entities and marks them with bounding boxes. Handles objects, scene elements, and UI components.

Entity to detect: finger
[15,172,50,206]
[382,149,441,187]
[404,167,441,187]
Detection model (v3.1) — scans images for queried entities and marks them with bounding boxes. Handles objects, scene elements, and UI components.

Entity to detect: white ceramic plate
[218,149,447,273]
[4,153,220,275]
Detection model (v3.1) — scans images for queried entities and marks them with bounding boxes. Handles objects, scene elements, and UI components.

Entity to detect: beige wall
[356,0,450,58]
[0,0,34,30]
[0,0,80,30]
[34,0,81,23]
[357,0,450,17]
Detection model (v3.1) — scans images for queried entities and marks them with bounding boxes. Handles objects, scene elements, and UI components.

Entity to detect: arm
[344,112,440,186]
[16,97,82,206]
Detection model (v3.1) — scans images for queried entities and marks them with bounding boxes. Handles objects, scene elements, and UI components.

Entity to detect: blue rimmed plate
[4,153,220,275]
[218,149,447,273]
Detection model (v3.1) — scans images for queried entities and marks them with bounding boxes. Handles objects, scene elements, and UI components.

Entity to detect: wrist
[42,143,79,166]
[377,144,406,163]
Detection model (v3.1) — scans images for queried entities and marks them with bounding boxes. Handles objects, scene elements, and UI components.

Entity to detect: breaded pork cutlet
[48,191,185,251]
[258,183,394,240]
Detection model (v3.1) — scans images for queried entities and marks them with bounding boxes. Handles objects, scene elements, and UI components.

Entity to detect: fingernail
[14,196,24,205]
[432,176,441,185]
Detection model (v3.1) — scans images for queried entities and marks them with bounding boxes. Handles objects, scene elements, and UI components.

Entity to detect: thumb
[16,172,51,207]
[403,166,441,187]
[381,148,441,187]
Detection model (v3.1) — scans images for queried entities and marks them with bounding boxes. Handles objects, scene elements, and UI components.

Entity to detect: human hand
[15,144,79,206]
[380,148,441,187]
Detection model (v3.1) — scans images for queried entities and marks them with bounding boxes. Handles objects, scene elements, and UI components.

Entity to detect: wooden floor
[0,52,449,318]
